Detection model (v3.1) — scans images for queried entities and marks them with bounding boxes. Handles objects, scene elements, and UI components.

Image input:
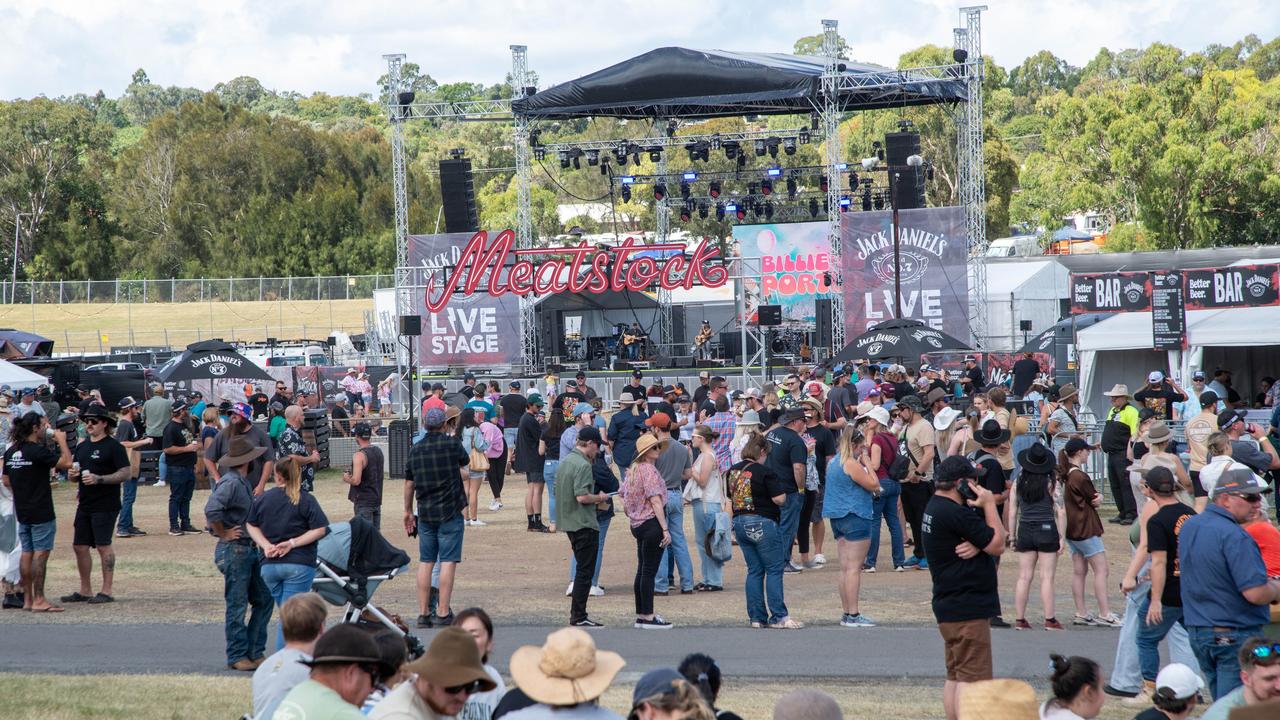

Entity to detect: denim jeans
[777,492,804,561]
[691,499,725,587]
[733,514,788,624]
[260,562,318,650]
[865,478,905,569]
[570,513,611,587]
[1137,595,1186,682]
[1188,624,1262,700]
[655,490,695,592]
[167,465,195,530]
[353,504,382,531]
[544,459,559,522]
[1108,577,1201,692]
[117,477,139,532]
[214,542,273,665]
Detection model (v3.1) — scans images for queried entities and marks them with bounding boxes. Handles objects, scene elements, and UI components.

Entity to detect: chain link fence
[0,275,395,304]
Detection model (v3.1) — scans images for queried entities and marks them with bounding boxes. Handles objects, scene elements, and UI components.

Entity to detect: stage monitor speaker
[814,299,833,350]
[588,358,608,371]
[884,131,925,210]
[673,355,694,368]
[399,315,422,336]
[670,306,687,347]
[439,157,479,233]
[758,305,783,326]
[720,331,759,364]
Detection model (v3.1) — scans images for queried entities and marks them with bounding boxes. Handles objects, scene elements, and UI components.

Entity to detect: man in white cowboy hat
[369,627,497,720]
[504,627,625,720]
[1101,383,1141,524]
[606,392,648,476]
[204,435,272,671]
[62,403,131,606]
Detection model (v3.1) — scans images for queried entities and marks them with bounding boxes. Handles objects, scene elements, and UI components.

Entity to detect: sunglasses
[444,679,485,695]
[85,418,105,426]
[1251,643,1280,661]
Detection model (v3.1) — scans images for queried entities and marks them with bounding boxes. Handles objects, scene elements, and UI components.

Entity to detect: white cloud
[0,0,1276,100]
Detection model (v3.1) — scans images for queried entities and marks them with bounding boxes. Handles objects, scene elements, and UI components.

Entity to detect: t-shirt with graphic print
[727,460,787,523]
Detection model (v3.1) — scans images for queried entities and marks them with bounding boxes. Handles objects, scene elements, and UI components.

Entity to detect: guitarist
[693,320,713,360]
[622,322,645,360]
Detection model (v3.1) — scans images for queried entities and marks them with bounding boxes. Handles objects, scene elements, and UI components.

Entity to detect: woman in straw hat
[1132,420,1192,510]
[506,627,625,720]
[620,433,673,629]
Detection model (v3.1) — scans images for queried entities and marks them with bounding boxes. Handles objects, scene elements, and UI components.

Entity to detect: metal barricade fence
[1039,418,1190,507]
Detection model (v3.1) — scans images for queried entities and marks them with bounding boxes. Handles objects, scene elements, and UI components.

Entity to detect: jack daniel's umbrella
[834,318,972,364]
[155,340,273,382]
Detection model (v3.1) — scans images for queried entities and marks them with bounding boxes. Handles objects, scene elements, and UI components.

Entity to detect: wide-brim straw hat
[634,434,669,458]
[958,679,1038,720]
[510,628,625,706]
[616,392,643,406]
[1140,420,1173,444]
[1057,383,1078,402]
[1103,383,1130,398]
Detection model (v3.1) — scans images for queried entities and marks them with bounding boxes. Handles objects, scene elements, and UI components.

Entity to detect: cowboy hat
[80,403,118,427]
[634,433,669,458]
[736,409,762,427]
[510,628,625,706]
[1102,384,1130,398]
[218,436,268,470]
[300,624,382,668]
[615,392,643,406]
[925,387,949,406]
[1140,420,1173,444]
[932,406,961,431]
[958,679,1038,720]
[403,627,497,692]
[1056,383,1078,402]
[975,419,1010,446]
[1017,442,1056,474]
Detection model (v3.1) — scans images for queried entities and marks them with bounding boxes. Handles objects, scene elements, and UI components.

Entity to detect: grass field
[0,298,372,352]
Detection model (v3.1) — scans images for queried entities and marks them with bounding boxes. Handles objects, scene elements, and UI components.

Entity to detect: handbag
[467,431,490,473]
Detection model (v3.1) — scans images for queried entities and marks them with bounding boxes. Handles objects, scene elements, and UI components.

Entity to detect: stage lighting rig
[648,147,662,162]
[559,150,570,169]
[760,179,773,196]
[748,183,759,196]
[783,137,797,155]
[786,176,797,198]
[820,175,829,192]
[666,119,678,138]
[614,144,629,166]
[586,149,600,166]
[754,139,766,157]
[715,203,726,221]
[680,181,691,200]
[873,192,884,211]
[767,137,780,158]
[808,198,820,217]
[861,186,873,211]
[698,202,708,219]
[685,140,710,162]
[764,202,774,220]
[653,183,667,201]
[873,140,885,162]
[621,184,632,202]
[722,141,741,160]
[708,181,721,199]
[679,203,692,222]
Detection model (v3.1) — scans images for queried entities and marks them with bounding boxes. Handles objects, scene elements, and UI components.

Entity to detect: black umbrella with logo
[154,340,274,382]
[833,318,972,364]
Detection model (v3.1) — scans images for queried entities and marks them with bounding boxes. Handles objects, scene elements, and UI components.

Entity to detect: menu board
[1150,271,1186,350]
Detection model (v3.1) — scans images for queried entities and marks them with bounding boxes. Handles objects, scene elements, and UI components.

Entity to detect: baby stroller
[313,517,424,658]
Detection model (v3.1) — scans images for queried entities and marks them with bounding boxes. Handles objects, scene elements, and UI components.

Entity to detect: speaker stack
[439,156,479,233]
[814,298,833,353]
[302,408,331,471]
[884,130,925,210]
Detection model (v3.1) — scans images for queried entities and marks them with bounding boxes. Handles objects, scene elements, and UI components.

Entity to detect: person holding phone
[1217,409,1280,476]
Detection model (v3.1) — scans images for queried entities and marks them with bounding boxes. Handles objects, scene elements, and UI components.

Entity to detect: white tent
[0,359,47,388]
[977,259,1070,352]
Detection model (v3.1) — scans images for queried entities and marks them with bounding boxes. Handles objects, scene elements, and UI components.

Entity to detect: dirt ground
[11,468,1141,630]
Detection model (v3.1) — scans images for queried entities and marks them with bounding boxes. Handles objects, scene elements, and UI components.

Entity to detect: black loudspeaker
[814,299,833,351]
[1019,319,1033,332]
[670,306,687,348]
[719,331,760,364]
[758,305,783,326]
[399,315,422,336]
[884,131,925,210]
[439,157,479,234]
[388,420,412,480]
[673,355,695,368]
[588,358,608,371]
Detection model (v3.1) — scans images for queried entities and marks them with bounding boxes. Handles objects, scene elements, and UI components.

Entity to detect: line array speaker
[884,131,925,210]
[439,157,479,234]
[814,298,833,351]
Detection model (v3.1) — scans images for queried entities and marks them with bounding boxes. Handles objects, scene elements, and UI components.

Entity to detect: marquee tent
[979,259,1070,352]
[0,358,49,388]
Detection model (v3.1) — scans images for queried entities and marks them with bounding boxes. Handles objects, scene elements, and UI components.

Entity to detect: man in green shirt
[555,426,609,628]
[271,624,382,720]
[142,383,172,486]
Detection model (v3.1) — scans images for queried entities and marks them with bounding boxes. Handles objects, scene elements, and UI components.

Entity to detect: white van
[986,235,1041,258]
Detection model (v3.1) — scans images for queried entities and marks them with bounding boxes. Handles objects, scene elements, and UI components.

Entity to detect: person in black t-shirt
[801,399,836,566]
[342,422,385,530]
[1133,372,1187,421]
[969,419,1012,629]
[1011,352,1041,397]
[247,386,270,420]
[329,395,351,437]
[2,413,73,611]
[765,409,809,570]
[727,433,792,627]
[163,399,202,535]
[1135,466,1196,691]
[960,356,985,395]
[921,455,1006,720]
[113,397,153,538]
[516,394,547,529]
[64,404,131,604]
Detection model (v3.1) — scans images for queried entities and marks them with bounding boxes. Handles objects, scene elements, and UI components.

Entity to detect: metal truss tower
[654,119,673,353]
[511,45,538,371]
[955,7,988,348]
[383,53,411,319]
[820,19,846,352]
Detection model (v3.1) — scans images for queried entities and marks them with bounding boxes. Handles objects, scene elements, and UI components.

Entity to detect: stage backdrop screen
[839,206,970,341]
[408,233,524,367]
[733,221,834,325]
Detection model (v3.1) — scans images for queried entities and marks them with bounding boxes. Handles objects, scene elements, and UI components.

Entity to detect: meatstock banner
[840,206,969,339]
[409,232,523,366]
[1069,271,1152,313]
[733,221,833,324]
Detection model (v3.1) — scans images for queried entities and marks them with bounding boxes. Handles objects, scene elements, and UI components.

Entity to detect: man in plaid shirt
[704,395,737,473]
[403,406,468,629]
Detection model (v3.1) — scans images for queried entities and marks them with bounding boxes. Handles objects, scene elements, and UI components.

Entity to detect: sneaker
[589,586,605,597]
[635,616,673,629]
[1072,613,1097,626]
[750,621,765,629]
[902,556,921,569]
[128,527,147,536]
[433,612,454,627]
[862,565,876,573]
[416,614,432,628]
[1122,684,1155,707]
[116,529,133,538]
[571,617,604,628]
[788,560,805,571]
[812,554,827,566]
[228,658,256,672]
[769,617,805,630]
[783,564,802,574]
[566,582,574,596]
[154,480,166,487]
[168,527,183,537]
[990,616,1011,629]
[1044,617,1065,630]
[1095,612,1124,627]
[469,519,487,527]
[1014,618,1032,631]
[840,613,876,628]
[1103,685,1139,699]
[894,565,907,572]
[488,500,503,511]
[916,557,929,570]
[180,524,199,534]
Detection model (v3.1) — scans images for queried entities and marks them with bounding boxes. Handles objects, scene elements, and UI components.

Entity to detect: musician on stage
[694,320,714,360]
[622,322,645,360]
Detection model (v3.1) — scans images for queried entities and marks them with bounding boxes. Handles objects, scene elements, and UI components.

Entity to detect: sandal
[60,592,92,603]
[87,593,114,604]
[31,605,64,613]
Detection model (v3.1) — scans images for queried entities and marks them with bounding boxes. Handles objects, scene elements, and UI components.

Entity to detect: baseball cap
[572,402,594,418]
[527,393,545,407]
[229,402,253,420]
[424,406,447,428]
[1211,466,1271,499]
[1154,663,1203,701]
[698,371,710,380]
[463,372,476,381]
[662,385,675,395]
[301,624,382,668]
[352,422,373,439]
[631,668,684,709]
[1138,466,1177,495]
[963,355,977,363]
[575,371,586,379]
[1199,390,1219,407]
[1216,408,1247,429]
[510,380,521,389]
[806,382,824,397]
[170,399,188,414]
[645,412,672,430]
[936,455,985,484]
[745,387,762,399]
[577,426,603,445]
[117,396,138,410]
[632,369,643,379]
[1148,370,1165,383]
[1191,370,1206,381]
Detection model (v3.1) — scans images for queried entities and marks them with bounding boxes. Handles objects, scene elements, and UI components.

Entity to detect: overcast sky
[3,0,1277,100]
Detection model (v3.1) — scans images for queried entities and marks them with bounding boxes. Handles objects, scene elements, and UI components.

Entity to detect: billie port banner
[733,221,834,324]
[1069,271,1152,313]
[840,206,970,340]
[409,233,524,367]
[1183,264,1280,310]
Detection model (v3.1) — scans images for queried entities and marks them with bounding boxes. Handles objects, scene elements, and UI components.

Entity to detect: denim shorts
[830,513,873,542]
[418,514,465,563]
[1066,535,1105,558]
[18,519,57,552]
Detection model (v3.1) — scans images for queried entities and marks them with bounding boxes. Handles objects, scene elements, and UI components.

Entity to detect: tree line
[1,33,1278,282]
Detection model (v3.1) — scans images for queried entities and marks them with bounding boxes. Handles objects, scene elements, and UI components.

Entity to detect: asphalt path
[1,621,1132,681]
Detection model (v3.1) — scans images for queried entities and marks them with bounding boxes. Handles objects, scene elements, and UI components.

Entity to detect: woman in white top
[730,410,762,465]
[677,396,696,445]
[453,608,506,720]
[689,425,728,591]
[932,407,967,459]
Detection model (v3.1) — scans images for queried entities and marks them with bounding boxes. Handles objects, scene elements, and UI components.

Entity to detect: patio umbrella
[154,340,273,382]
[834,318,972,364]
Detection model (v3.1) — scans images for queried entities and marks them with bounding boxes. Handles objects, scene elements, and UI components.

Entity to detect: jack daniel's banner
[1183,264,1280,310]
[1069,271,1152,313]
[840,206,970,341]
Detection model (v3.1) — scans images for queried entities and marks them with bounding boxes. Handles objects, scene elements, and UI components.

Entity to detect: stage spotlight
[572,155,580,169]
[680,181,691,200]
[614,145,628,166]
[808,197,820,217]
[736,154,747,168]
[862,187,872,211]
[748,183,759,196]
[666,119,678,138]
[559,150,570,169]
[722,141,740,160]
[679,203,692,222]
[767,138,780,158]
[926,164,935,181]
[798,130,811,144]
[599,162,610,176]
[810,113,820,131]
[529,129,541,147]
[715,203,726,221]
[782,137,797,155]
[873,140,885,162]
[648,147,662,162]
[533,147,546,161]
[850,172,859,189]
[709,181,721,199]
[698,202,708,219]
[752,201,763,218]
[820,175,829,192]
[754,139,767,157]
[653,183,667,201]
[873,193,884,211]
[764,202,774,220]
[621,184,631,202]
[760,179,773,196]
[786,176,797,198]
[586,149,600,166]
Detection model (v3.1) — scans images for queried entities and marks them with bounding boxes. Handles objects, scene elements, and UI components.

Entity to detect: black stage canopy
[513,48,966,120]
